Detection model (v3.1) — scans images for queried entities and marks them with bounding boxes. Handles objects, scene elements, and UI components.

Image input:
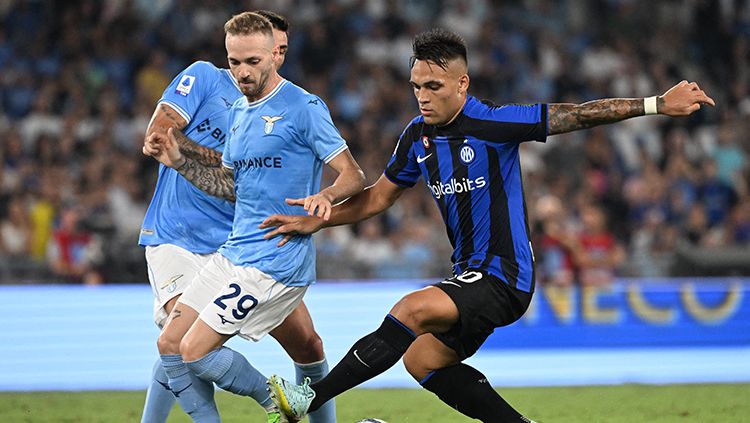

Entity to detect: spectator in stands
[699,159,738,227]
[713,120,747,192]
[725,197,750,245]
[350,219,393,279]
[0,195,32,258]
[46,206,103,285]
[28,174,57,262]
[683,203,712,247]
[573,204,626,287]
[535,195,577,286]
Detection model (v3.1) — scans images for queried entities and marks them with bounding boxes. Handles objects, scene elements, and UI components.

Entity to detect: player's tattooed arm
[147,127,235,201]
[175,157,235,202]
[547,81,715,135]
[144,103,188,135]
[547,98,657,135]
[144,104,188,157]
[149,104,222,167]
[170,128,223,167]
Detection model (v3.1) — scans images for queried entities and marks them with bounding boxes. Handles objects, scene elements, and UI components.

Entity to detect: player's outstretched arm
[260,175,406,246]
[286,149,366,220]
[142,103,222,167]
[148,128,235,202]
[547,80,715,135]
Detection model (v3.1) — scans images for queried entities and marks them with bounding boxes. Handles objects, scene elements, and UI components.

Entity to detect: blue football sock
[141,359,176,423]
[186,346,273,410]
[160,354,219,422]
[296,358,336,423]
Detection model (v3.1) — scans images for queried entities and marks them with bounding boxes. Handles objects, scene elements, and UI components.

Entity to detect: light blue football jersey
[220,80,348,286]
[139,61,241,253]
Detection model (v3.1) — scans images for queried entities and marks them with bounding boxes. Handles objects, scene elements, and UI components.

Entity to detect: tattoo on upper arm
[171,129,223,167]
[159,104,185,127]
[547,99,645,135]
[176,157,236,201]
[154,106,221,167]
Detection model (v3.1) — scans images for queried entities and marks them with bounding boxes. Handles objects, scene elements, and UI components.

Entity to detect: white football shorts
[178,252,307,342]
[145,244,213,328]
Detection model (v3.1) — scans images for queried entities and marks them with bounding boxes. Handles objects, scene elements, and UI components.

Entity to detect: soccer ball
[355,420,388,423]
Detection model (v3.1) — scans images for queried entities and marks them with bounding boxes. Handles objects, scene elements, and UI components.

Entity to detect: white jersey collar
[224,69,241,92]
[245,78,287,108]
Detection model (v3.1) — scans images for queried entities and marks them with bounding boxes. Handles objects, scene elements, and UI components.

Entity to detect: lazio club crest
[261,115,283,134]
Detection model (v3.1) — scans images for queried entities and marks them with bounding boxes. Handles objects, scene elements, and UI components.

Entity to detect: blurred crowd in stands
[0,0,748,284]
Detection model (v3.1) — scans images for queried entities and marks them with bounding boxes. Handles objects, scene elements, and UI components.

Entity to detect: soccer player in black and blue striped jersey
[263,28,714,422]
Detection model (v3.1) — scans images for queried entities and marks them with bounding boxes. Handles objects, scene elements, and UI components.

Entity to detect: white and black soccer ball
[355,419,388,423]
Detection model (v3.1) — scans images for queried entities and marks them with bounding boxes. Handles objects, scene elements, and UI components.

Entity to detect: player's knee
[290,331,325,363]
[402,348,430,381]
[178,335,204,362]
[156,331,180,355]
[390,294,430,334]
[304,332,325,361]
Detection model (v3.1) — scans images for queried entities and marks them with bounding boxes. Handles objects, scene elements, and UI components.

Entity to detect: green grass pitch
[1,384,748,422]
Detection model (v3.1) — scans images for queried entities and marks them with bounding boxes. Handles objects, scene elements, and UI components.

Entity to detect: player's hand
[144,132,166,159]
[285,192,335,220]
[659,80,715,116]
[142,135,162,157]
[259,214,325,247]
[148,128,185,169]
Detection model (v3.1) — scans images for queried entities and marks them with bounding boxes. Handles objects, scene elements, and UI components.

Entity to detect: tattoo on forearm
[548,99,647,135]
[171,129,223,167]
[176,156,236,201]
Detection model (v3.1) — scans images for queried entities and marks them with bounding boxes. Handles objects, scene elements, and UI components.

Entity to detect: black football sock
[308,314,416,412]
[421,363,530,423]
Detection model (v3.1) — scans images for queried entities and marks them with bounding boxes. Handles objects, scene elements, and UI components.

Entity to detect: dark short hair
[224,11,273,37]
[411,28,467,70]
[255,10,289,32]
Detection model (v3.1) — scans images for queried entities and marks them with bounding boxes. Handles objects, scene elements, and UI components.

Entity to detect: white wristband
[644,96,658,115]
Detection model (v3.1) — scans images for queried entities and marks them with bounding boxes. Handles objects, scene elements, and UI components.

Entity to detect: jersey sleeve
[158,61,217,124]
[384,119,422,187]
[297,96,348,163]
[470,103,548,143]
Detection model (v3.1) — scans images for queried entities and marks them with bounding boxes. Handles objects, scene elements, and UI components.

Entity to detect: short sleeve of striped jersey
[158,61,216,123]
[384,121,421,187]
[466,102,548,143]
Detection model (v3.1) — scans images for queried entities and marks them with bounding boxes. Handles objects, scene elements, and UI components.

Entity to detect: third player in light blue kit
[147,11,365,422]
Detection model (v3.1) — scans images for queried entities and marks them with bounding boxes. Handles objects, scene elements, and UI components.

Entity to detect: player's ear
[458,73,470,95]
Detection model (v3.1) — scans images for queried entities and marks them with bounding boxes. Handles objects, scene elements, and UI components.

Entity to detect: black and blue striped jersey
[384,96,548,293]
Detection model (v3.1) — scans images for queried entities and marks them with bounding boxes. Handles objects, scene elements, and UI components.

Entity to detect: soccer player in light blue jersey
[139,11,341,423]
[146,12,365,423]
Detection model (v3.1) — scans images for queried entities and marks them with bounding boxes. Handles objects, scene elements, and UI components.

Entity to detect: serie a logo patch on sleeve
[175,75,196,96]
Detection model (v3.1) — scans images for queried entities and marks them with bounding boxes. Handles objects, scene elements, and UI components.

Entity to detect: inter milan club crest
[422,136,430,148]
[261,115,283,134]
[459,144,475,164]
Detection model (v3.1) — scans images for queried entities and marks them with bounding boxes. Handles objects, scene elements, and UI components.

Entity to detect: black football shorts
[432,269,532,360]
